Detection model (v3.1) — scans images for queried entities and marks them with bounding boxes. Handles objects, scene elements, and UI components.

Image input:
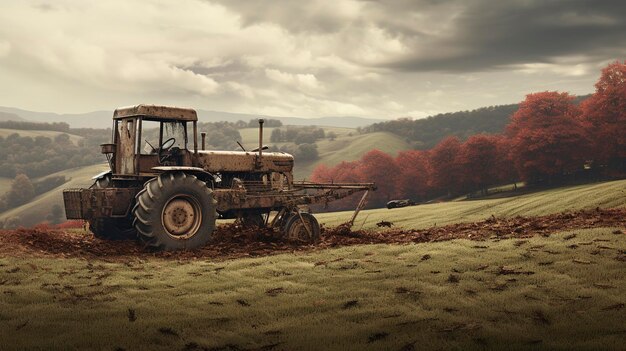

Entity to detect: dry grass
[0,227,624,350]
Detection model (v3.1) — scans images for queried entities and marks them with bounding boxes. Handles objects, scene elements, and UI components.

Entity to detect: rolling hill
[0,111,24,121]
[0,128,83,145]
[0,164,109,227]
[0,177,12,195]
[316,179,626,230]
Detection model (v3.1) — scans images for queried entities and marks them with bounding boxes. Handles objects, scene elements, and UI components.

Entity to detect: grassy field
[317,179,626,230]
[0,128,83,145]
[0,164,109,226]
[0,227,623,350]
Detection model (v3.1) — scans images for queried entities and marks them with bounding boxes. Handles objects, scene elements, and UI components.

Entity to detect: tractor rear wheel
[284,212,320,243]
[88,174,136,240]
[133,172,216,251]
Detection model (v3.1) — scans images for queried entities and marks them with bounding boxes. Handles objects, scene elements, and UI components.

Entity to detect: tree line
[312,61,626,209]
[361,95,589,150]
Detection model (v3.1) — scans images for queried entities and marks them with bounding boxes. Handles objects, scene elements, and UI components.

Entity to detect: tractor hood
[196,150,294,173]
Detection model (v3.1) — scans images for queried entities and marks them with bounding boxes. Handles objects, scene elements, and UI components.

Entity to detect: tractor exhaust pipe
[201,132,206,151]
[258,118,264,162]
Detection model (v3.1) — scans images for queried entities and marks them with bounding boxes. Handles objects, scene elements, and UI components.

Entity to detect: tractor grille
[63,189,84,219]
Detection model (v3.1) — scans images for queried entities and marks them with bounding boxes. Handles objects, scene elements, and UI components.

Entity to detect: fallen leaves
[497,266,535,275]
[0,208,623,263]
[265,288,285,297]
[342,300,359,309]
[127,308,136,322]
[601,303,624,311]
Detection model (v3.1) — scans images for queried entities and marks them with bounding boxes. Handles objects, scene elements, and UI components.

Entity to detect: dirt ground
[0,207,624,261]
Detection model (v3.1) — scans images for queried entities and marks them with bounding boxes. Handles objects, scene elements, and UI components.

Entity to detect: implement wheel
[88,174,136,240]
[133,172,216,251]
[284,212,320,243]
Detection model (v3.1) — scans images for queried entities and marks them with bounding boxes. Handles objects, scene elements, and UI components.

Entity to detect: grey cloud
[377,0,626,72]
[214,0,626,72]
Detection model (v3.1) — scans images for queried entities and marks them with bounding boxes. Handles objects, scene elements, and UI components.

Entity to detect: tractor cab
[104,105,198,177]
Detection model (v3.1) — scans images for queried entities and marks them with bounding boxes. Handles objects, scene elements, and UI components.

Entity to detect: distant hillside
[0,164,109,227]
[0,111,24,122]
[363,104,519,149]
[363,94,591,150]
[0,106,384,129]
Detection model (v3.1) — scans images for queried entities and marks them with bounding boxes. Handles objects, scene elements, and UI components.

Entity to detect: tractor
[63,105,374,250]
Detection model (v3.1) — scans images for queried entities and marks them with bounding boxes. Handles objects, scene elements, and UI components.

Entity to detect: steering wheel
[161,137,176,151]
[159,137,177,164]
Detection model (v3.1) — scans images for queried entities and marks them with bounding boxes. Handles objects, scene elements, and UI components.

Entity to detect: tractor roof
[113,104,198,122]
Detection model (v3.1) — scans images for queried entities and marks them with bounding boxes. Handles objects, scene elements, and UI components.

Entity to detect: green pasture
[0,228,623,350]
[317,179,626,230]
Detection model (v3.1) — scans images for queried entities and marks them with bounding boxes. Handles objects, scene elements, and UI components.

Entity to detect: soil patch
[0,208,624,261]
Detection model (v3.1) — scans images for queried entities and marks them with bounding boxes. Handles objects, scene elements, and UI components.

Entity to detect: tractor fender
[151,166,215,186]
[91,170,112,180]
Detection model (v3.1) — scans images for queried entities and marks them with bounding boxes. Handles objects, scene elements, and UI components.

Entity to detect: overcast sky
[0,0,624,118]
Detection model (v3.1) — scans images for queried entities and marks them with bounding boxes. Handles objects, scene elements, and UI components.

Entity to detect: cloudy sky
[0,0,624,118]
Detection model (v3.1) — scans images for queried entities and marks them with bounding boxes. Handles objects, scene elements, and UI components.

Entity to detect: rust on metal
[114,104,198,121]
[63,104,375,248]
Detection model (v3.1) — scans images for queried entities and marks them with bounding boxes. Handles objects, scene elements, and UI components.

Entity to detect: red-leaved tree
[358,149,400,206]
[507,91,588,183]
[457,134,508,194]
[429,136,462,196]
[395,150,430,201]
[581,60,626,171]
[311,160,364,211]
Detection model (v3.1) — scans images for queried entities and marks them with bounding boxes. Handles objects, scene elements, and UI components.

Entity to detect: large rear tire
[88,174,136,241]
[133,172,216,251]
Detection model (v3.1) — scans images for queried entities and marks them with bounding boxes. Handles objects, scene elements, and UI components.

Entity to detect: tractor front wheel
[133,172,216,251]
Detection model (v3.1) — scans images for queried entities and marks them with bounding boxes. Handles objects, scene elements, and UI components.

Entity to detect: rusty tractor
[63,105,375,250]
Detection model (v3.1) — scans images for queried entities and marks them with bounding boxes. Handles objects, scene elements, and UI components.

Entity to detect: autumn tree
[507,91,588,183]
[311,161,364,211]
[429,136,462,196]
[457,134,508,194]
[580,61,626,171]
[357,150,400,206]
[395,150,430,201]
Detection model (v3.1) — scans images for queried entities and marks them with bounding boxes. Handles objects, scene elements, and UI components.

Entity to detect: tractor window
[163,122,187,150]
[140,120,187,155]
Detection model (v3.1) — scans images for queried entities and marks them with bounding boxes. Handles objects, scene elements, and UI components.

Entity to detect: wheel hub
[162,196,202,239]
